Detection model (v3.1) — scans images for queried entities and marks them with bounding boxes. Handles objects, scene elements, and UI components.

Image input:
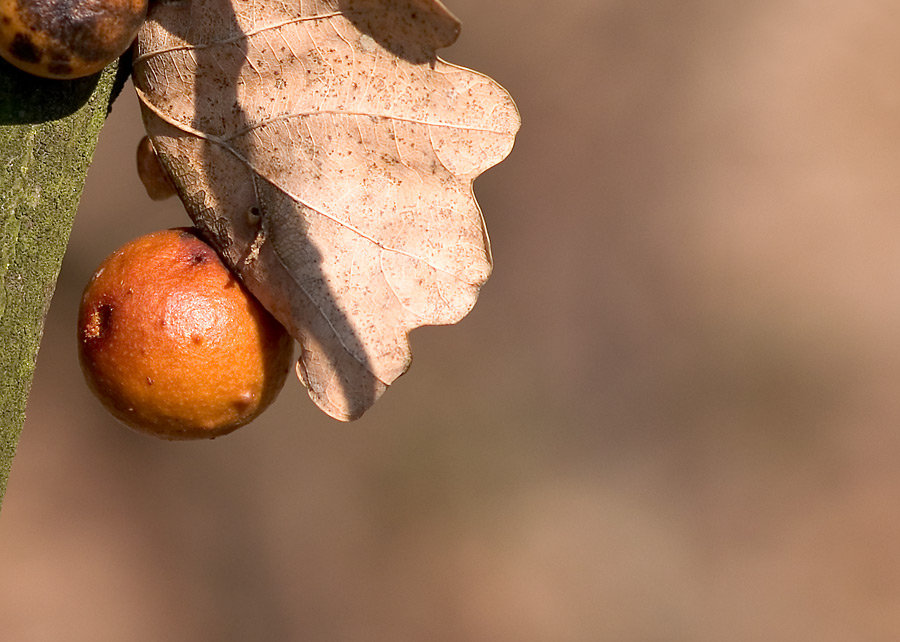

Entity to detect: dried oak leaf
[131,0,520,420]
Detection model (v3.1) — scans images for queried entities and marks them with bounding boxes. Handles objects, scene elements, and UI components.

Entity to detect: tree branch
[0,57,130,511]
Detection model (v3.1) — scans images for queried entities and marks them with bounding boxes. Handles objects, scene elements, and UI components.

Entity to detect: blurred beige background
[5,0,900,639]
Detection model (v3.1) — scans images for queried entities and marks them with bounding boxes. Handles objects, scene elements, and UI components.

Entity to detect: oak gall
[0,0,147,79]
[77,228,294,439]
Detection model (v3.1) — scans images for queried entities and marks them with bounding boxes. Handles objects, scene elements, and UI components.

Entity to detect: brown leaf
[131,0,520,420]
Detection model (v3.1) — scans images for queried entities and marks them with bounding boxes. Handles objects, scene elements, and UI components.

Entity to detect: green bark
[0,58,129,512]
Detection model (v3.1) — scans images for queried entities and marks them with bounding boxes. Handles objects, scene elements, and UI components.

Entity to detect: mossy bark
[0,58,129,512]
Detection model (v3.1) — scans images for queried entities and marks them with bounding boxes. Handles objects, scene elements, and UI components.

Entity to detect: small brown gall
[0,0,148,79]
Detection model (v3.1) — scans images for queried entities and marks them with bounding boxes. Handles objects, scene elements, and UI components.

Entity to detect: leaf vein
[135,88,480,286]
[133,12,345,64]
